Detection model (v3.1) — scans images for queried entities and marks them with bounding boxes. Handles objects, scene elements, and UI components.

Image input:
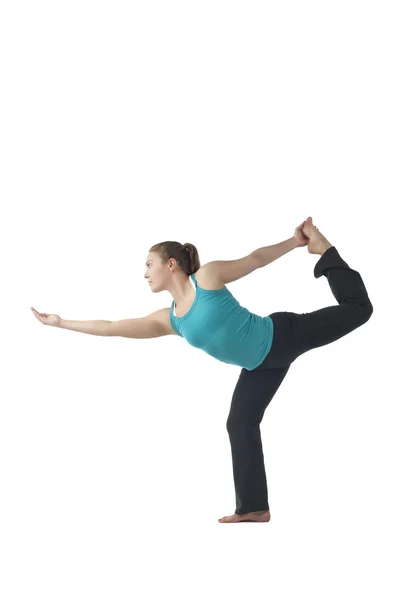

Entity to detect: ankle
[319,242,333,256]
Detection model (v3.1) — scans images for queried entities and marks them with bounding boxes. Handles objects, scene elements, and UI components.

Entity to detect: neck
[170,275,192,307]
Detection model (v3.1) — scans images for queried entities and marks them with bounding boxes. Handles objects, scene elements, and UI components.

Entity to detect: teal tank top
[170,273,274,370]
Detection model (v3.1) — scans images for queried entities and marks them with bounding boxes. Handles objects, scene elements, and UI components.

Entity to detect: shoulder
[193,264,225,290]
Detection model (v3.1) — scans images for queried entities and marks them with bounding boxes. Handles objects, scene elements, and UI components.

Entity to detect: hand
[293,220,309,247]
[31,307,61,327]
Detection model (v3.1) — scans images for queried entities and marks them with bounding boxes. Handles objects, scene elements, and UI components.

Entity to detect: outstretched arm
[253,220,308,267]
[203,221,308,284]
[252,236,299,268]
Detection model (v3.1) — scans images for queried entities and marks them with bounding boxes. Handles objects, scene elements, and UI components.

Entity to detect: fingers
[31,307,44,322]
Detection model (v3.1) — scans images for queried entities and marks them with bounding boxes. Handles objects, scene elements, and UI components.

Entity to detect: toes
[218,515,236,523]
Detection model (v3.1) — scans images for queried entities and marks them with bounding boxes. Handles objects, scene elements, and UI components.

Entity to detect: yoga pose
[31,217,373,523]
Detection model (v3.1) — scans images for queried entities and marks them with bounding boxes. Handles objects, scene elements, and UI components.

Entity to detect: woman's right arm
[31,307,111,335]
[31,307,175,338]
[59,318,112,336]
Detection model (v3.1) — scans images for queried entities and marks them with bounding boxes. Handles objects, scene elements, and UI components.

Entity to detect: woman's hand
[293,220,309,247]
[31,307,61,327]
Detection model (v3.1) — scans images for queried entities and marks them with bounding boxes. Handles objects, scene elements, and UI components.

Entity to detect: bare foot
[218,510,271,523]
[302,217,333,255]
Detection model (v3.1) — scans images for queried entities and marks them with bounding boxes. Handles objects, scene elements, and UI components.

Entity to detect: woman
[31,217,373,524]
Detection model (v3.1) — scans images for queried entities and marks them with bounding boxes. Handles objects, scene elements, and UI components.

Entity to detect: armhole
[169,303,182,336]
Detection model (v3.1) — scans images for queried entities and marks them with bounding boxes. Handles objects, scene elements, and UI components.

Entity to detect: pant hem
[235,508,270,515]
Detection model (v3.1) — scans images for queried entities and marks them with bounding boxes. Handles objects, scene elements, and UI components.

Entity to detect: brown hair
[149,241,201,276]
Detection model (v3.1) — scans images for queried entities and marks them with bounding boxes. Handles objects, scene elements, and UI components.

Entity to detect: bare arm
[32,307,174,338]
[251,237,298,268]
[204,237,300,285]
[58,314,169,338]
[109,308,174,338]
[58,319,112,336]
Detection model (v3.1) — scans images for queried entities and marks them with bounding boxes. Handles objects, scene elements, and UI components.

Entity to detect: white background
[1,1,399,598]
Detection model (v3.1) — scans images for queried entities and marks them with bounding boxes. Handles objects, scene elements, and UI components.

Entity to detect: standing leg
[222,364,290,521]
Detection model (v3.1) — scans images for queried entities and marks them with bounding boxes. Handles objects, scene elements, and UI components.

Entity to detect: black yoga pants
[226,246,373,515]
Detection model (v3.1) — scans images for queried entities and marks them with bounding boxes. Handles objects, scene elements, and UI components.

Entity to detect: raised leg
[261,245,373,369]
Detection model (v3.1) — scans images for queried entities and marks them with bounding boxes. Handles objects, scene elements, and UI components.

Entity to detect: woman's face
[144,252,170,292]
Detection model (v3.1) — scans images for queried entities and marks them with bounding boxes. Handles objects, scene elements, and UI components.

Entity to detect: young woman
[31,217,373,524]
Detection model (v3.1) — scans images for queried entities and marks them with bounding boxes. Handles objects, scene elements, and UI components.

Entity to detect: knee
[226,416,239,434]
[226,416,256,435]
[362,301,373,323]
[355,301,373,326]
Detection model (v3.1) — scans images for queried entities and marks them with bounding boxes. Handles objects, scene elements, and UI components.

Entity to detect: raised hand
[30,307,61,327]
[293,219,309,247]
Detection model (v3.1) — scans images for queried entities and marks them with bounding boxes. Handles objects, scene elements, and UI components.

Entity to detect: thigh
[266,306,366,367]
[227,364,291,428]
[256,311,297,368]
